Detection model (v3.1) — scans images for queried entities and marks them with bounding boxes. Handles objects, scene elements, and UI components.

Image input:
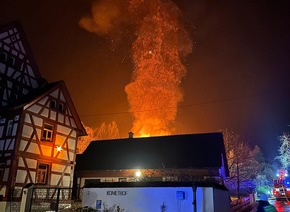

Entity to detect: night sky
[1,0,290,160]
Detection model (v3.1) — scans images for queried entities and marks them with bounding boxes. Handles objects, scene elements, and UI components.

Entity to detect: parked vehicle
[273,169,290,201]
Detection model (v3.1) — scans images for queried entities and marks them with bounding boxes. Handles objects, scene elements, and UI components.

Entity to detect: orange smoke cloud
[79,0,121,35]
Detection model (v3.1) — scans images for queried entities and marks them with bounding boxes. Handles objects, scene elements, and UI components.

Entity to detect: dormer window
[49,99,66,113]
[42,123,54,142]
[50,100,56,109]
[59,103,65,112]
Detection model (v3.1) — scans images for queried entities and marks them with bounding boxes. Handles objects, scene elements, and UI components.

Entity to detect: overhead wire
[79,87,290,117]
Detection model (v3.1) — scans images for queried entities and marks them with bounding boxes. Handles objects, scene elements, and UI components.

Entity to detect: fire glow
[125,0,192,137]
[79,0,192,137]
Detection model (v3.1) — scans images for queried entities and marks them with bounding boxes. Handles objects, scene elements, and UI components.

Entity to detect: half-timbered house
[0,22,86,210]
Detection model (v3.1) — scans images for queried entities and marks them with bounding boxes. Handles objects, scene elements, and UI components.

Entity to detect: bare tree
[95,121,120,140]
[222,129,261,198]
[77,122,120,154]
[76,124,97,154]
[276,133,290,169]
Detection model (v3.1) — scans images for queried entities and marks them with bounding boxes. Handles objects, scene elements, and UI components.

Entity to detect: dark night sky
[1,0,290,160]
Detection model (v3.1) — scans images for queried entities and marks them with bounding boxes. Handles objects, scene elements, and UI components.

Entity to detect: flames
[80,0,192,137]
[125,0,192,137]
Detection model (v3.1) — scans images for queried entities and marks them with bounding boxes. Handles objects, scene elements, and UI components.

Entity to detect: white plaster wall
[24,114,31,123]
[27,143,40,154]
[50,110,56,121]
[62,176,71,187]
[41,108,49,118]
[55,134,66,146]
[56,149,68,160]
[19,140,27,151]
[27,105,42,114]
[52,164,65,173]
[29,171,36,182]
[50,90,59,98]
[38,97,48,105]
[26,158,37,169]
[70,118,76,128]
[83,187,194,212]
[3,169,9,181]
[51,174,60,186]
[41,145,52,157]
[32,116,43,127]
[18,158,24,167]
[58,113,64,123]
[57,125,70,135]
[16,170,27,183]
[68,138,76,150]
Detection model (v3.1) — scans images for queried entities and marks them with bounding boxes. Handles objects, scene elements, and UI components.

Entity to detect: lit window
[42,124,54,141]
[6,120,13,136]
[119,178,127,182]
[36,163,49,184]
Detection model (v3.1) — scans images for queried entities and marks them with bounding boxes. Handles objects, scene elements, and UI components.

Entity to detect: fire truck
[273,169,290,200]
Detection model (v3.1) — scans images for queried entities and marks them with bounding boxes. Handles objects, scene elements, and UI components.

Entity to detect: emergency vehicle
[273,169,290,200]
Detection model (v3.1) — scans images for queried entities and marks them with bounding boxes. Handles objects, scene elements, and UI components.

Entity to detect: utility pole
[237,157,240,199]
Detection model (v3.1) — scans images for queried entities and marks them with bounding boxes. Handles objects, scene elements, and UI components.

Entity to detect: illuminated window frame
[36,163,49,184]
[41,123,54,142]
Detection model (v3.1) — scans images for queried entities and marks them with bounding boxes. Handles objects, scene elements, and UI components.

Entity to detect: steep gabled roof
[0,22,86,136]
[25,80,86,136]
[76,133,229,176]
[1,80,86,136]
[0,21,41,80]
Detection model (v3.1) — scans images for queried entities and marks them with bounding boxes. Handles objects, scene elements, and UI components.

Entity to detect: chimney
[128,132,134,139]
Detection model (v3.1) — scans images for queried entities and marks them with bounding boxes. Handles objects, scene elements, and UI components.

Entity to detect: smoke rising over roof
[79,0,192,136]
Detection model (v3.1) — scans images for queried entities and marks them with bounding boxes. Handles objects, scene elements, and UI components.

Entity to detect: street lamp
[135,170,142,178]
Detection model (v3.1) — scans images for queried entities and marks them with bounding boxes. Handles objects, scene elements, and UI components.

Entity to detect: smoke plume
[80,0,192,137]
[79,0,123,35]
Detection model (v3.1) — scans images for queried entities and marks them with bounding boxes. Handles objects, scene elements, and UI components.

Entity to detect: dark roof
[76,133,228,175]
[83,181,229,191]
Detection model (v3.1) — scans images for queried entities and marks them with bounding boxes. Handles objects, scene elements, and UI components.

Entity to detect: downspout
[192,184,197,212]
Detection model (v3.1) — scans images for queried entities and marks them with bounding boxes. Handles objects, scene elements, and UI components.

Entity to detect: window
[59,103,65,112]
[42,123,54,141]
[7,56,15,66]
[84,179,100,187]
[0,52,6,62]
[6,120,13,136]
[49,99,66,113]
[50,100,56,109]
[36,163,49,184]
[119,178,127,182]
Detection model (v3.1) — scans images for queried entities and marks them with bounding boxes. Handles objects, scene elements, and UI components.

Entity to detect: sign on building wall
[83,187,194,212]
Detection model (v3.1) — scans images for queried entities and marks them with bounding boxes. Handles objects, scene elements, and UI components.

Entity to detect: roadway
[270,199,290,211]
